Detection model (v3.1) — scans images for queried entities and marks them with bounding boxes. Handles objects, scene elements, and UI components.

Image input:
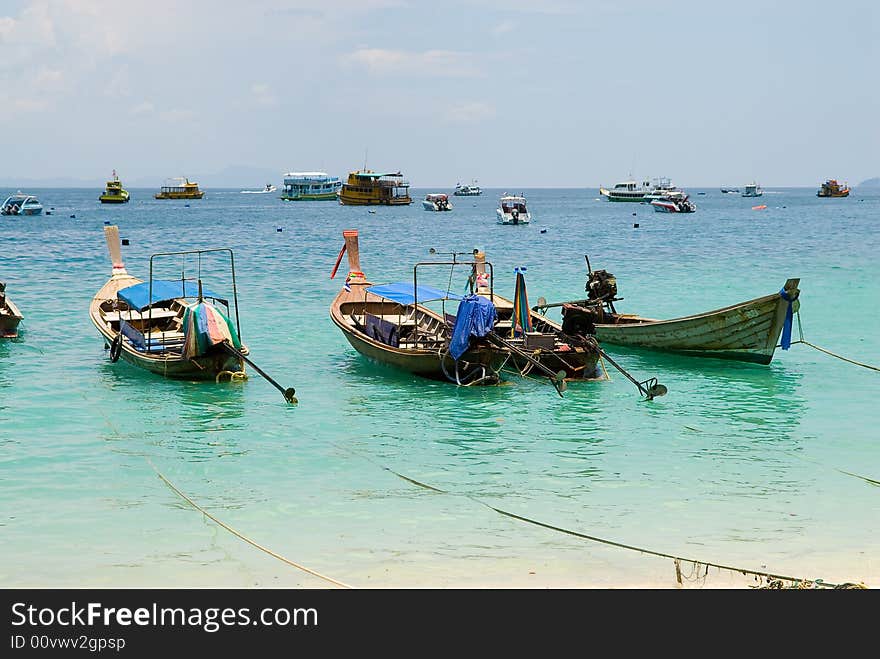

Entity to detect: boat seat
[103,308,179,322]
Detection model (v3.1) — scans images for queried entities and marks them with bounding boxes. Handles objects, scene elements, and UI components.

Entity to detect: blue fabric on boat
[366,282,461,306]
[449,294,497,360]
[118,280,226,311]
[779,288,794,350]
[365,314,399,347]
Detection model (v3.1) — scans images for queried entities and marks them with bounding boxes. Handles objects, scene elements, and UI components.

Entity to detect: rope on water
[339,446,863,589]
[152,464,353,589]
[788,311,880,372]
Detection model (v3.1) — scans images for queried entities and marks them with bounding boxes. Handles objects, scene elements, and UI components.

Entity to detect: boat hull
[281,192,338,201]
[90,273,246,380]
[1,299,23,338]
[599,187,646,202]
[497,210,531,224]
[99,195,129,203]
[593,279,800,364]
[154,193,204,199]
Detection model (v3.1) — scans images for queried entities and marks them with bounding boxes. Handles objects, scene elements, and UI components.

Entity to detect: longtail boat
[0,281,23,338]
[329,229,508,385]
[534,259,800,365]
[471,252,602,380]
[89,225,248,379]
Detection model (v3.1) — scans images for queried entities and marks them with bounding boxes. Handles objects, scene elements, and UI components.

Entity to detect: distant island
[858,177,880,187]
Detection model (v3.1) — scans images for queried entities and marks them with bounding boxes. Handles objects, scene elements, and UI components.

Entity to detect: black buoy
[103,220,110,225]
[70,214,75,218]
[632,212,637,216]
[45,211,52,215]
[540,229,547,234]
[121,238,130,245]
[277,227,282,232]
[634,223,640,228]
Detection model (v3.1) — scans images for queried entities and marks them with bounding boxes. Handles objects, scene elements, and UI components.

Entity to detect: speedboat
[422,193,453,211]
[651,193,696,213]
[1,192,43,216]
[240,183,277,194]
[99,171,130,203]
[497,194,530,224]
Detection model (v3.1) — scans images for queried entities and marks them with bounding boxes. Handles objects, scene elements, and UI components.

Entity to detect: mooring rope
[342,446,864,589]
[152,465,353,589]
[788,312,880,372]
[91,400,353,588]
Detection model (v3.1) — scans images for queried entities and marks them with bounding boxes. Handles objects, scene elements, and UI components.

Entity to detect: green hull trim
[280,193,339,201]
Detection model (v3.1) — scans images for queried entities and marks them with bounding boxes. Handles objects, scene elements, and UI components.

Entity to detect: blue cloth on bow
[779,288,795,350]
[449,294,498,360]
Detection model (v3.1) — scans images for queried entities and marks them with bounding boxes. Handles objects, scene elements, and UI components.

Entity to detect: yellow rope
[360,455,861,589]
[794,340,880,372]
[152,465,353,589]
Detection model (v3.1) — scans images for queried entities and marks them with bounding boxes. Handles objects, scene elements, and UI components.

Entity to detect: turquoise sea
[2,186,878,589]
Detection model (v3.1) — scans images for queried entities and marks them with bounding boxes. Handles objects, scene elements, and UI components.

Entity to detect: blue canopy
[366,282,461,306]
[118,280,227,311]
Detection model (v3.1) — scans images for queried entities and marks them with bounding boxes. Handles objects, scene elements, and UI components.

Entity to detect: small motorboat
[1,192,43,216]
[650,193,696,213]
[241,183,277,194]
[422,193,453,211]
[99,170,130,204]
[497,194,530,224]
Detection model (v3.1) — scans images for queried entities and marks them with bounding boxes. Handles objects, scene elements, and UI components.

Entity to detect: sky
[1,0,877,188]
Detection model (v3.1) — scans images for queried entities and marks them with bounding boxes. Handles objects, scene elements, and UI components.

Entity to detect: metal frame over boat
[89,225,248,379]
[534,259,801,365]
[329,230,508,385]
[1,192,43,216]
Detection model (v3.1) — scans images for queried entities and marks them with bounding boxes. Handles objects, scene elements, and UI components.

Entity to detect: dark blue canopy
[366,282,461,306]
[117,280,227,311]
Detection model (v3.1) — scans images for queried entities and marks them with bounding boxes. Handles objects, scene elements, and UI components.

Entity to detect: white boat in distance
[422,193,453,211]
[497,194,530,224]
[741,182,763,197]
[454,180,482,196]
[240,183,277,194]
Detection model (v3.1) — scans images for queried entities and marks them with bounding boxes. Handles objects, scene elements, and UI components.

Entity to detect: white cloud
[492,20,516,35]
[444,102,496,123]
[344,48,482,77]
[130,102,155,115]
[159,108,196,122]
[251,83,277,108]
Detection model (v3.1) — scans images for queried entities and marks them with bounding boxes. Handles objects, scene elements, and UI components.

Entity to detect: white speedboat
[422,193,453,211]
[1,192,43,216]
[240,183,277,194]
[651,194,696,213]
[496,194,530,224]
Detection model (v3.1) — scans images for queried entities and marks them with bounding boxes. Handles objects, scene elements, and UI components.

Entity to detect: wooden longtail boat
[329,230,508,385]
[471,253,602,380]
[535,261,800,365]
[89,225,248,379]
[0,281,23,338]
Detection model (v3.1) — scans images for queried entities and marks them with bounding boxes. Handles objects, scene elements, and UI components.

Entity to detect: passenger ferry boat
[599,179,652,202]
[817,179,849,197]
[1,192,43,216]
[280,172,342,201]
[154,177,205,200]
[741,182,763,198]
[99,171,130,203]
[453,180,482,196]
[338,170,412,206]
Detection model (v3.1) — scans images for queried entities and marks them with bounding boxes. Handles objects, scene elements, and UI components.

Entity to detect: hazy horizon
[2,1,877,188]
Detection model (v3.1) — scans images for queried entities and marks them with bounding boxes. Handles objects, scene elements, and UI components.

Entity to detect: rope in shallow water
[152,465,353,589]
[344,446,865,589]
[92,401,353,589]
[788,312,880,372]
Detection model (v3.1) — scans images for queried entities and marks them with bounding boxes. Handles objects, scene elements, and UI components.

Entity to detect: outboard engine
[586,269,617,303]
[561,303,602,337]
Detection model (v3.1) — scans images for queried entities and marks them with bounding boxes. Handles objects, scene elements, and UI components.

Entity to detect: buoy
[103,220,110,225]
[634,223,640,228]
[752,205,767,210]
[276,227,282,232]
[540,229,547,234]
[46,211,52,215]
[121,238,130,245]
[632,212,637,216]
[70,214,75,218]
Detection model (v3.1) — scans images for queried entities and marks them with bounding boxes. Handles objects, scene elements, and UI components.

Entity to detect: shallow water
[1,186,878,588]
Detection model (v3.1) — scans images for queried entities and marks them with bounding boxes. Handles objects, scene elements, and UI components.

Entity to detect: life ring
[109,334,122,362]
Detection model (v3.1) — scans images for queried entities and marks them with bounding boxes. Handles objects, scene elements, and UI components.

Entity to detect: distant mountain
[0,164,284,189]
[857,177,880,187]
